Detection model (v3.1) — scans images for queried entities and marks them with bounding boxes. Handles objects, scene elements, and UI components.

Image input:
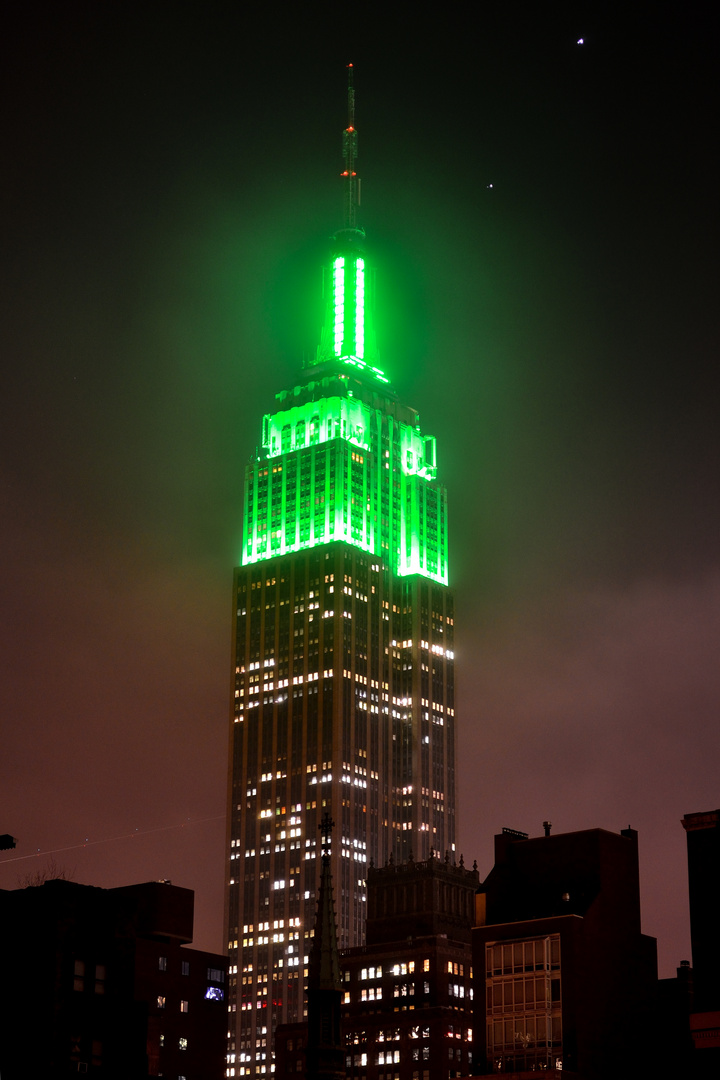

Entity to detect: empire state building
[224,69,457,1077]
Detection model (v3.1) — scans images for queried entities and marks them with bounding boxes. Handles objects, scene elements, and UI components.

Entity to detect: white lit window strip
[355,258,365,359]
[333,257,345,356]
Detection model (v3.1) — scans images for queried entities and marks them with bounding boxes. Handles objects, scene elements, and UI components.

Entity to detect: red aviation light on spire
[342,63,359,230]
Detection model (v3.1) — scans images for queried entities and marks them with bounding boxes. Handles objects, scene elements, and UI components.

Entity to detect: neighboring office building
[657,959,696,1077]
[340,854,477,1080]
[225,69,457,1078]
[0,878,226,1079]
[472,825,657,1079]
[275,853,477,1080]
[682,809,720,1011]
[682,809,720,1071]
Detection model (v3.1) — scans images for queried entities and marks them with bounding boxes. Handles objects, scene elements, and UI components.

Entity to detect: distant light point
[577,37,584,45]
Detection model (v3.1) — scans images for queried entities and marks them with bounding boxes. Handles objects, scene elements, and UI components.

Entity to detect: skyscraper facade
[225,70,457,1079]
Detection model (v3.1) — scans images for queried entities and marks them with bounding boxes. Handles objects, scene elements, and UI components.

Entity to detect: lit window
[180,1000,189,1013]
[157,995,166,1009]
[158,956,167,972]
[179,1037,188,1050]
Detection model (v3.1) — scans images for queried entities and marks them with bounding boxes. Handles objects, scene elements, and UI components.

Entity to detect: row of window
[346,1047,469,1067]
[73,960,105,994]
[158,1034,188,1050]
[487,974,560,1011]
[157,957,225,982]
[345,1024,471,1045]
[157,996,189,1011]
[355,960,429,980]
[347,980,471,1004]
[485,938,559,977]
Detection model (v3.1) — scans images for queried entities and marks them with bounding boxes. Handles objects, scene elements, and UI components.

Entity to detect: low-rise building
[472,825,657,1079]
[681,809,720,1075]
[341,854,478,1080]
[0,878,226,1078]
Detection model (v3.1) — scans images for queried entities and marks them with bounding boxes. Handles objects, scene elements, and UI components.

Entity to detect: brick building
[473,825,657,1079]
[0,878,226,1078]
[341,854,478,1080]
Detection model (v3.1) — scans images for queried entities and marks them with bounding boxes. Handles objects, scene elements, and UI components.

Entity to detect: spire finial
[342,63,360,230]
[319,811,334,856]
[347,62,355,128]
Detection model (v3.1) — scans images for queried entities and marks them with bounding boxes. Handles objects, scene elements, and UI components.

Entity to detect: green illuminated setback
[242,386,448,585]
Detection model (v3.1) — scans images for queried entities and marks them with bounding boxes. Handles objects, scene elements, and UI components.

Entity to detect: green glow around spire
[241,67,447,582]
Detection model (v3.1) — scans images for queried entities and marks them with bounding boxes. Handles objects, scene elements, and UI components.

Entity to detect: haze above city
[1,2,718,979]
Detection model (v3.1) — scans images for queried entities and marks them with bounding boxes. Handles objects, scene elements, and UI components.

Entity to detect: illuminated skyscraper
[225,69,457,1078]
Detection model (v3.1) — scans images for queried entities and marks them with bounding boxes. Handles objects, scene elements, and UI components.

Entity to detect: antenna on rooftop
[342,63,360,230]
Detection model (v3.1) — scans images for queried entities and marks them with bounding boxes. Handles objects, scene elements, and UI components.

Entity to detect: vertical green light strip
[333,257,345,357]
[355,257,365,359]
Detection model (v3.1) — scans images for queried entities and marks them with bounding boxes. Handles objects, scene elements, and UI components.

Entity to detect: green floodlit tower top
[241,65,449,585]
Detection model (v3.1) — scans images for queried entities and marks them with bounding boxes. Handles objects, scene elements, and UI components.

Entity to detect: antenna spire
[342,63,360,230]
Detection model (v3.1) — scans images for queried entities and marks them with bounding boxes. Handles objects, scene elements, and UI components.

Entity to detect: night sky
[1,3,718,979]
